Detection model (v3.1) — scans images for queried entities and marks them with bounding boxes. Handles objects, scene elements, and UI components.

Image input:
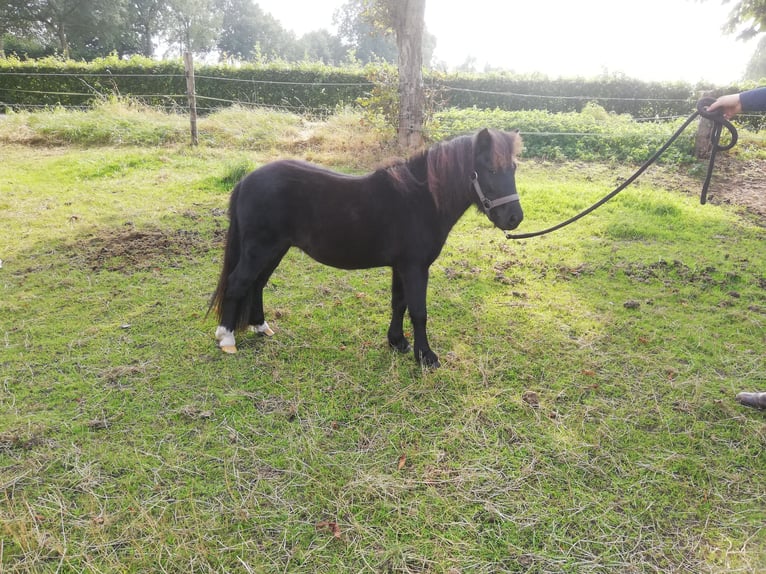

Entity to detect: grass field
[1,106,765,573]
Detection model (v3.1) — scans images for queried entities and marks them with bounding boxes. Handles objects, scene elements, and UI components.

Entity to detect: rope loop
[695,96,738,205]
[505,97,738,239]
[696,96,738,151]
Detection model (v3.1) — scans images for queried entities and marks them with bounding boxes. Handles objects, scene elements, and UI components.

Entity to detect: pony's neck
[420,144,475,230]
[403,151,428,185]
[388,145,476,235]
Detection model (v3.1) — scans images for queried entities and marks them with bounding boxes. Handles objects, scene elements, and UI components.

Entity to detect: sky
[252,0,759,85]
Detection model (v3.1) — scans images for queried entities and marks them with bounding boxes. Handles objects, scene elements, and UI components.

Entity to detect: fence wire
[2,69,764,134]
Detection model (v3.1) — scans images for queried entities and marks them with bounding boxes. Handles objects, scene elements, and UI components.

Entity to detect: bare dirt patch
[636,156,766,224]
[76,227,221,273]
[704,155,766,222]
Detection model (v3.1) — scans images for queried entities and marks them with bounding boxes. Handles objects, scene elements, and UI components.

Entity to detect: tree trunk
[140,21,154,57]
[695,91,715,159]
[184,52,199,147]
[57,23,69,59]
[395,0,425,149]
[695,117,714,159]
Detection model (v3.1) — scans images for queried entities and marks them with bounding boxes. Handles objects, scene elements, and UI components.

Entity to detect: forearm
[738,87,766,112]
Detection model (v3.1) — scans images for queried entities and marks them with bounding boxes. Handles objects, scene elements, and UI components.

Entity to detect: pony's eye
[488,168,497,175]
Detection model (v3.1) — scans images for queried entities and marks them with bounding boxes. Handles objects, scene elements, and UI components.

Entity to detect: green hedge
[0,55,751,120]
[434,73,718,118]
[429,105,696,163]
[0,55,373,114]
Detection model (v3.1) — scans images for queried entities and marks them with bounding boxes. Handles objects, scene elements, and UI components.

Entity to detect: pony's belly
[300,246,389,270]
[288,216,391,269]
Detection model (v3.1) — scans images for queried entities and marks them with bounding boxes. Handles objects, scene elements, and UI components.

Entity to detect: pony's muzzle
[496,205,524,231]
[506,213,523,230]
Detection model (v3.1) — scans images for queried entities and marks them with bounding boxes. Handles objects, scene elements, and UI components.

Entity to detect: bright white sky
[253,0,758,84]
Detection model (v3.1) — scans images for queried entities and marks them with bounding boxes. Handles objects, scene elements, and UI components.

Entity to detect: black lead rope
[697,96,738,204]
[505,97,738,240]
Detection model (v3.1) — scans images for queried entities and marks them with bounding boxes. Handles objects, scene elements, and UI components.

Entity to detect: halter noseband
[471,171,520,212]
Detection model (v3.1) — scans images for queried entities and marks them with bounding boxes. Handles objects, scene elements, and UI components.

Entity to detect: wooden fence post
[183,51,198,147]
[695,91,713,159]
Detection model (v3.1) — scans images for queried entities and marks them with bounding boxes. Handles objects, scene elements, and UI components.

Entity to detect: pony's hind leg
[245,288,274,336]
[247,247,288,337]
[387,268,410,353]
[216,293,243,353]
[216,325,238,354]
[215,248,269,353]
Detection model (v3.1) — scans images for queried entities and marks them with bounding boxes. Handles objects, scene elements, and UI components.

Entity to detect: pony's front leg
[387,268,410,353]
[401,266,439,368]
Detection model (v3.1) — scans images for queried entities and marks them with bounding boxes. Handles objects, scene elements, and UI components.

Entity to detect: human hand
[706,93,742,119]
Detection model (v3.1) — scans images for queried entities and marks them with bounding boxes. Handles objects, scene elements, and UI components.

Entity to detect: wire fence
[0,69,376,116]
[1,68,764,141]
[0,68,703,118]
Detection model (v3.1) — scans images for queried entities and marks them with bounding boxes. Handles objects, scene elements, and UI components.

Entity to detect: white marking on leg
[215,326,237,354]
[249,322,275,337]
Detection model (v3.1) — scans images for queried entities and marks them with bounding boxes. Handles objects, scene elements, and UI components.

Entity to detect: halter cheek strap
[471,171,520,212]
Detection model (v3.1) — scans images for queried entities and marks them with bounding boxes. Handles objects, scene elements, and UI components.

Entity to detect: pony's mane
[385,129,522,212]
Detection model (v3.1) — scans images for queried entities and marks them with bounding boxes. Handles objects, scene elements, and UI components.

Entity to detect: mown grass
[1,104,765,573]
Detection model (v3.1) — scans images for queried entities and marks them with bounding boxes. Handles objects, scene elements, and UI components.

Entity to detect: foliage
[0,102,397,167]
[217,0,297,62]
[0,57,746,121]
[356,62,405,132]
[121,0,165,57]
[0,128,764,572]
[0,0,399,64]
[744,35,766,80]
[0,98,304,148]
[334,0,436,65]
[0,33,55,59]
[213,0,330,62]
[334,0,398,63]
[715,0,766,84]
[429,104,699,164]
[2,0,128,59]
[0,56,374,115]
[0,98,752,167]
[296,29,348,67]
[436,71,722,118]
[161,0,222,56]
[358,64,446,139]
[721,0,766,40]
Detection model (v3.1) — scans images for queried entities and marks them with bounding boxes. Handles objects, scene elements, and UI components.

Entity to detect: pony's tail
[208,182,243,324]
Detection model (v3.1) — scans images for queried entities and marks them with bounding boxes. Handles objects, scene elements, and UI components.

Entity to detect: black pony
[210,128,523,367]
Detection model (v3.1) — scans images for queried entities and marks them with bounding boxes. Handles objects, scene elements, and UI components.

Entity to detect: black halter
[471,171,520,213]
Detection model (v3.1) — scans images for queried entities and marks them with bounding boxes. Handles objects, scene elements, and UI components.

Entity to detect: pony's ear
[475,128,493,163]
[476,128,492,151]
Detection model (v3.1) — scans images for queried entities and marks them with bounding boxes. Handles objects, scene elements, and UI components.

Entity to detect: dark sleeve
[739,87,766,112]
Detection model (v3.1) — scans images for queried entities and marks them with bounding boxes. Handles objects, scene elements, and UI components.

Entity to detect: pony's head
[472,128,524,231]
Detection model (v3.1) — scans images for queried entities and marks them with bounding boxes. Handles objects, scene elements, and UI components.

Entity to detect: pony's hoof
[416,350,440,369]
[215,326,237,352]
[388,337,411,353]
[249,322,275,337]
